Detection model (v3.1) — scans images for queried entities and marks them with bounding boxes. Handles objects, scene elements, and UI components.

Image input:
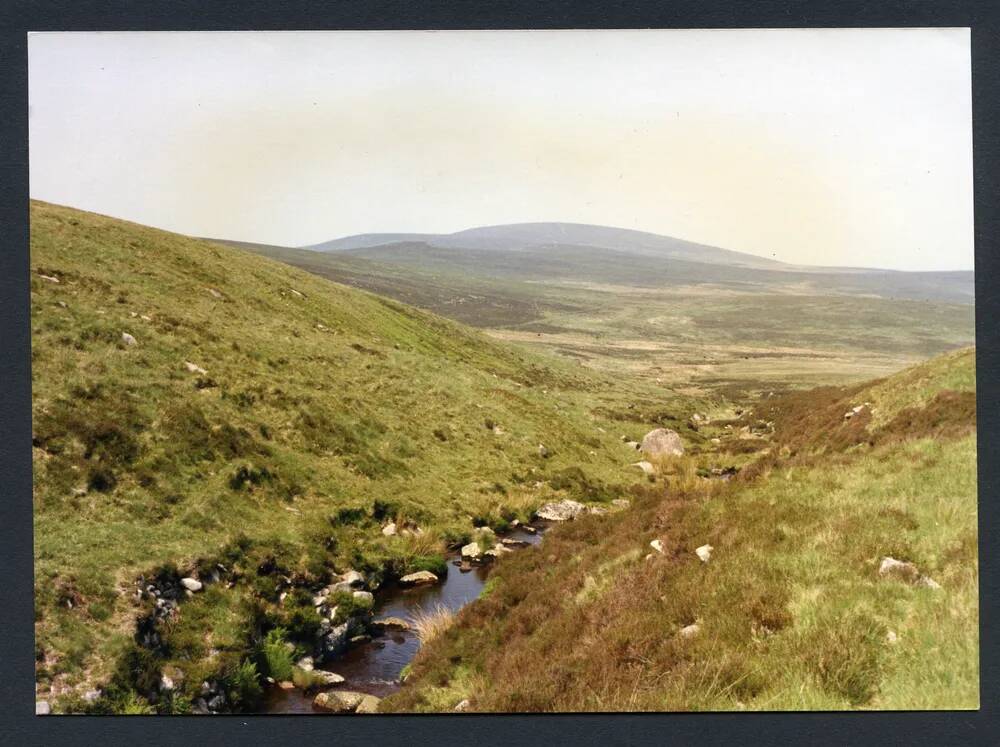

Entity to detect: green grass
[385,350,978,712]
[30,201,696,706]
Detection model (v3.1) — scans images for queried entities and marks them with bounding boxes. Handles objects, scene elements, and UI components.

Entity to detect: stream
[262,525,545,713]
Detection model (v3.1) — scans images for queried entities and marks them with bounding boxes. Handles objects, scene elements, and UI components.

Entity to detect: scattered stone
[844,405,867,420]
[38,273,60,283]
[278,681,296,691]
[352,590,374,606]
[184,361,208,375]
[519,524,538,534]
[695,544,713,563]
[461,542,484,561]
[650,539,664,554]
[314,690,366,713]
[207,287,223,299]
[454,699,471,712]
[296,656,314,672]
[381,522,397,537]
[886,630,899,645]
[56,300,68,308]
[678,623,700,639]
[538,444,550,458]
[501,538,529,547]
[121,331,137,346]
[372,616,411,631]
[312,670,345,687]
[878,557,921,584]
[289,288,306,298]
[640,428,684,457]
[341,570,365,588]
[710,438,721,445]
[36,701,51,715]
[399,570,438,586]
[83,689,101,703]
[485,543,513,559]
[535,499,587,522]
[355,694,382,714]
[633,460,655,476]
[917,575,942,590]
[588,505,608,515]
[180,577,203,592]
[159,673,175,691]
[611,498,631,509]
[492,425,505,436]
[625,441,641,450]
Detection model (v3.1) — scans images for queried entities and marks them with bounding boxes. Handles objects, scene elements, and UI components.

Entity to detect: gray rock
[180,577,203,592]
[184,361,208,375]
[352,590,374,606]
[679,623,700,639]
[314,690,366,713]
[878,556,921,584]
[461,541,484,561]
[35,701,51,715]
[311,669,345,687]
[296,656,314,672]
[399,570,438,586]
[355,694,382,714]
[381,522,397,537]
[640,428,684,457]
[633,460,655,476]
[121,332,138,346]
[454,698,471,712]
[207,694,226,711]
[341,570,365,588]
[535,499,587,522]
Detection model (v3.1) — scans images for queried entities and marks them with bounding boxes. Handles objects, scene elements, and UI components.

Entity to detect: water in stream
[263,526,544,713]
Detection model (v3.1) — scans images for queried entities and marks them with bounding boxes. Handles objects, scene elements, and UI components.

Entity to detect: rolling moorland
[32,202,977,713]
[222,222,974,399]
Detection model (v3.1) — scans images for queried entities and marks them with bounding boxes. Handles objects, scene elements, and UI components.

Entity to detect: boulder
[340,570,366,588]
[535,499,587,522]
[399,570,438,586]
[321,622,350,658]
[352,590,374,606]
[695,544,713,563]
[381,522,397,537]
[640,428,684,457]
[314,690,367,713]
[312,670,345,687]
[878,557,921,584]
[296,656,314,672]
[461,542,484,561]
[121,332,138,346]
[355,694,382,714]
[180,577,203,592]
[679,623,700,639]
[633,460,655,476]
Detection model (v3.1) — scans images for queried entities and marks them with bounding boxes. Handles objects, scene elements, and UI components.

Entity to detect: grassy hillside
[385,349,978,712]
[240,241,974,397]
[30,201,699,709]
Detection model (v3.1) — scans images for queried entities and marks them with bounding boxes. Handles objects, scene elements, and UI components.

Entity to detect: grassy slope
[386,349,978,711]
[241,243,974,397]
[30,201,699,700]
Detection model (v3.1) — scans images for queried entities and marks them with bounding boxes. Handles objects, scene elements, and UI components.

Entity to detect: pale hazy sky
[29,29,973,271]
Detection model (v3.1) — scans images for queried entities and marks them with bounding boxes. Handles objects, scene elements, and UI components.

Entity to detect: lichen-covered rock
[399,570,438,586]
[640,428,684,457]
[535,499,587,522]
[314,690,367,713]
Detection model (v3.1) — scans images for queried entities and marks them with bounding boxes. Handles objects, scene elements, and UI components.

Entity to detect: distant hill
[305,221,788,270]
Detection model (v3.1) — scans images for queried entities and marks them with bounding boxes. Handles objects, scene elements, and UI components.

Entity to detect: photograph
[28,28,977,715]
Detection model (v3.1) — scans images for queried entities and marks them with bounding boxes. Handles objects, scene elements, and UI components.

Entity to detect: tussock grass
[411,605,455,646]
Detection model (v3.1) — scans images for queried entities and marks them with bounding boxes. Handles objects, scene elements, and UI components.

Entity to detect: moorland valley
[31,202,977,714]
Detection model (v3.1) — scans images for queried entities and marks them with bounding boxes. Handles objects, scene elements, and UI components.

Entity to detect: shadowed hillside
[30,201,696,711]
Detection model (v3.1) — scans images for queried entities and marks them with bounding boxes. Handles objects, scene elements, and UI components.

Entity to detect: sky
[29,29,973,271]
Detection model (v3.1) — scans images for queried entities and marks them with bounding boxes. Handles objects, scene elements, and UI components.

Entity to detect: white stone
[121,332,137,346]
[184,361,207,375]
[679,623,700,639]
[454,699,471,712]
[382,522,397,537]
[180,577,203,592]
[633,460,655,476]
[650,539,664,554]
[695,544,713,563]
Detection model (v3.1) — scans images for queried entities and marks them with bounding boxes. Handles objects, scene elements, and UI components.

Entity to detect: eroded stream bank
[263,525,545,713]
